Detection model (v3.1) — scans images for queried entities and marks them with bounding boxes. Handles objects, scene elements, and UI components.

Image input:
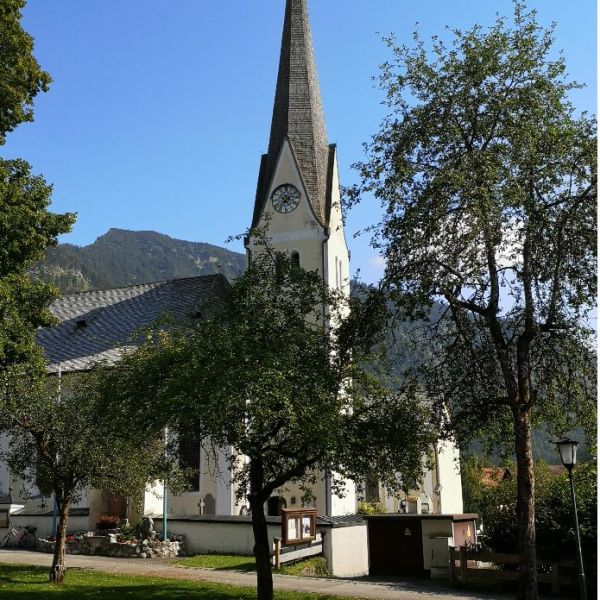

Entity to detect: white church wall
[330,476,356,516]
[436,440,464,514]
[324,150,350,298]
[143,481,164,516]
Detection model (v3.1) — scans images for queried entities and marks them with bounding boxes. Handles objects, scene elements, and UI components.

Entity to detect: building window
[179,433,200,492]
[0,510,8,528]
[267,496,287,516]
[365,477,380,503]
[290,251,300,267]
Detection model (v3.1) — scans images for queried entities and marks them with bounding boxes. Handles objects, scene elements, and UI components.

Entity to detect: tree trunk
[514,405,538,600]
[249,459,273,600]
[49,498,70,583]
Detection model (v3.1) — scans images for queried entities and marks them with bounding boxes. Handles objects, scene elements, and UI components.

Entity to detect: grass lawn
[0,564,348,599]
[173,555,330,578]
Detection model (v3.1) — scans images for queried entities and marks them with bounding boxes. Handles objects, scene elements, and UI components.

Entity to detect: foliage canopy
[347,3,596,597]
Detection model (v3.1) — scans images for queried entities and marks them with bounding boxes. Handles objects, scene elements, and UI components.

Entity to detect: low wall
[155,515,281,556]
[322,522,368,577]
[10,514,90,539]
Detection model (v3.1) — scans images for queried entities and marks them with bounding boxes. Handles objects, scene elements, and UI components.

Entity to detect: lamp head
[556,438,578,471]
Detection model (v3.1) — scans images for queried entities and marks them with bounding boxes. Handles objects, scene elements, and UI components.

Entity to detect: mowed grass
[172,555,330,578]
[0,564,348,599]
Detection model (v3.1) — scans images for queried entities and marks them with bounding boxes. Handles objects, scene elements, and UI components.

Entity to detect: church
[0,0,463,535]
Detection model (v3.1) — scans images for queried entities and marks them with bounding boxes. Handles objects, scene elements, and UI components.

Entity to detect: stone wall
[37,534,185,559]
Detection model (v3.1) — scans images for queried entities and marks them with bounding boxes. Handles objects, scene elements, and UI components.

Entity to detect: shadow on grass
[0,565,258,599]
[212,561,256,573]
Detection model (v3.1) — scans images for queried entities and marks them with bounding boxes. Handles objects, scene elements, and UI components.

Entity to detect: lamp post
[556,438,586,600]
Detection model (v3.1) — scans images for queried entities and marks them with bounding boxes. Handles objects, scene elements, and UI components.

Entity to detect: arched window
[267,496,287,516]
[290,251,300,267]
[178,431,200,492]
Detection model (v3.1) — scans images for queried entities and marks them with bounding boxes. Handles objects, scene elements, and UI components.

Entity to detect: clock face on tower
[271,184,300,214]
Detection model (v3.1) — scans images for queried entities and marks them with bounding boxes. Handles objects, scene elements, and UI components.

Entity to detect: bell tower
[246,0,354,516]
[246,0,350,300]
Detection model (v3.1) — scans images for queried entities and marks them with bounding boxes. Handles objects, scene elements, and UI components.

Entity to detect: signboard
[281,508,316,545]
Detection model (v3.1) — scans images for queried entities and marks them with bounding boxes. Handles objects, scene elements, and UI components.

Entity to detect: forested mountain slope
[34,229,246,293]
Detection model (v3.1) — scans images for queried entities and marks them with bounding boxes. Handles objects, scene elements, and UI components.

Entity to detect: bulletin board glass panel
[281,508,316,545]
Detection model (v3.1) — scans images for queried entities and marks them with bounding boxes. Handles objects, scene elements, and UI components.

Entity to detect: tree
[0,365,181,583]
[0,0,75,372]
[0,160,75,369]
[105,247,436,600]
[472,460,597,587]
[0,0,51,145]
[347,3,596,599]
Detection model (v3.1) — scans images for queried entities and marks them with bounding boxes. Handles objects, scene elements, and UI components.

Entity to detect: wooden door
[368,517,424,576]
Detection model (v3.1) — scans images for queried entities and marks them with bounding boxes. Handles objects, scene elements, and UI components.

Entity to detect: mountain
[34,229,246,294]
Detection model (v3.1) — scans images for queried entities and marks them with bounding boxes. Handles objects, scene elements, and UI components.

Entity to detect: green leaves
[0,160,75,368]
[349,0,596,449]
[0,367,181,508]
[0,0,51,145]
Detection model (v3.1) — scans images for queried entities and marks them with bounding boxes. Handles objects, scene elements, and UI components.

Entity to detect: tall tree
[347,3,596,599]
[0,0,75,372]
[106,247,435,600]
[0,366,182,583]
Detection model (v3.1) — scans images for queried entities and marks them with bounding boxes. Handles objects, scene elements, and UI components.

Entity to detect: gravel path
[0,549,515,600]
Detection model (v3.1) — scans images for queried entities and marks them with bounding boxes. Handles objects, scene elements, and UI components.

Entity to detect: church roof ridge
[252,0,331,228]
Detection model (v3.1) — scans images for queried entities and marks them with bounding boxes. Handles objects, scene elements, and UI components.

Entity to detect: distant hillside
[34,229,246,294]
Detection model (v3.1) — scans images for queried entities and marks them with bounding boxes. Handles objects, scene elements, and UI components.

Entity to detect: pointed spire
[252,0,331,227]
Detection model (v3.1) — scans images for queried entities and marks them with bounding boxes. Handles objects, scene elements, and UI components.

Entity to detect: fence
[449,547,574,595]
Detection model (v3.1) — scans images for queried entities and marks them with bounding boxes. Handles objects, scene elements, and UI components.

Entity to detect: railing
[449,546,575,595]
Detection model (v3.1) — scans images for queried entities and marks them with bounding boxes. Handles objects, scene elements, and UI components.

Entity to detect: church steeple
[252,0,332,228]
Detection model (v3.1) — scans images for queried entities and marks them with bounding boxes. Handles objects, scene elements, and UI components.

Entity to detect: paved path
[0,549,514,600]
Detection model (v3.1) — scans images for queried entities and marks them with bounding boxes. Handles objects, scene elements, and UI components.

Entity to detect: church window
[335,257,339,289]
[290,251,300,267]
[364,477,380,502]
[178,432,201,492]
[267,496,287,516]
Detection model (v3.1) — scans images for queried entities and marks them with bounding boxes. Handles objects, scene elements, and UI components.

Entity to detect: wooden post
[274,537,281,570]
[460,546,468,581]
[550,562,560,595]
[449,547,456,581]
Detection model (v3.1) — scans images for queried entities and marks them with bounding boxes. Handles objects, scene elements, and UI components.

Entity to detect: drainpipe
[162,427,168,541]
[52,365,62,537]
[325,471,332,517]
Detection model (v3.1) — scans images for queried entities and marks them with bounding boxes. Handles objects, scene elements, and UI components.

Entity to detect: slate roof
[37,274,230,374]
[252,0,333,229]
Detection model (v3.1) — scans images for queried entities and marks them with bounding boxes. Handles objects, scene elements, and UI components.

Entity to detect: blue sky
[3,0,596,282]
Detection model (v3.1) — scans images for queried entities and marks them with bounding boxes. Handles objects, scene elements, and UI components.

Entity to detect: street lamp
[555,438,587,600]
